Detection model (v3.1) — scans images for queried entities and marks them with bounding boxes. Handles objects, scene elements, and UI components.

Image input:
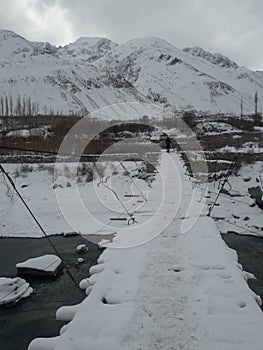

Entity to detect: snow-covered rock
[75,244,88,253]
[53,176,72,189]
[183,46,239,69]
[0,277,33,305]
[16,254,63,277]
[98,239,110,249]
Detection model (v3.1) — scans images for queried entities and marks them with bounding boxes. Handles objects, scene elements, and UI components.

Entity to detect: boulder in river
[16,254,63,277]
[0,277,33,305]
[76,244,88,253]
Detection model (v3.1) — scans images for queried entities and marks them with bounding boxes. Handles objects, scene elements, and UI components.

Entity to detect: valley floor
[28,152,263,350]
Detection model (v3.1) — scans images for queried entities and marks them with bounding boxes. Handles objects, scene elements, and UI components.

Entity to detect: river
[222,233,263,309]
[0,235,102,350]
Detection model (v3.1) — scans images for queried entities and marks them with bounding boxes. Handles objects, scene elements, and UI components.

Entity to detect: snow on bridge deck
[29,152,263,350]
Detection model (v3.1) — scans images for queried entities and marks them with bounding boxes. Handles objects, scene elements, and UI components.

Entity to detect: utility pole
[254,91,260,125]
[240,96,243,118]
[255,91,258,117]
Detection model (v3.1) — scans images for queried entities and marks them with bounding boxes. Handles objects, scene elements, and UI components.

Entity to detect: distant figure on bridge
[165,136,171,153]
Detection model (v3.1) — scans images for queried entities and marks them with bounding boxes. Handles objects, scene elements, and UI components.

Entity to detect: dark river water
[222,233,263,308]
[0,235,102,350]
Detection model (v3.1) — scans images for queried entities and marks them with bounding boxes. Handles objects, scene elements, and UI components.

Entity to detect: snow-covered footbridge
[29,152,263,350]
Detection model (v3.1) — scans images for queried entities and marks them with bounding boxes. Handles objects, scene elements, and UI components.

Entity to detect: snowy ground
[0,161,154,238]
[28,152,263,350]
[207,161,263,237]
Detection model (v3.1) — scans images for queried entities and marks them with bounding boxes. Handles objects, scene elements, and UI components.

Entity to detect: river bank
[0,235,102,350]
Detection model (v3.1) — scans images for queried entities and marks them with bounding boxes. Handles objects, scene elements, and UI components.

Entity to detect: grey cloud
[56,0,263,69]
[0,0,263,70]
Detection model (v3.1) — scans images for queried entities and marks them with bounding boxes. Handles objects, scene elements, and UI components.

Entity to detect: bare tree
[9,95,13,116]
[16,95,22,116]
[255,91,258,117]
[22,97,26,116]
[5,96,9,116]
[27,97,32,116]
[0,97,4,116]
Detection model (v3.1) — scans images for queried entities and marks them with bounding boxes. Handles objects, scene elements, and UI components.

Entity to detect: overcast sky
[0,0,262,70]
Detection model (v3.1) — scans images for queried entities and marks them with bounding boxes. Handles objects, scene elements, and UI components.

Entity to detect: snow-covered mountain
[59,37,118,63]
[99,37,263,114]
[0,29,262,115]
[0,30,147,116]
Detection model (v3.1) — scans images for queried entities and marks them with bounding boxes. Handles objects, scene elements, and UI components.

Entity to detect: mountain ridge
[183,46,239,70]
[0,29,262,116]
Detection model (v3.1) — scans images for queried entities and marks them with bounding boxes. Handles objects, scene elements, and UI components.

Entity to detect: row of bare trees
[0,95,87,117]
[0,95,40,117]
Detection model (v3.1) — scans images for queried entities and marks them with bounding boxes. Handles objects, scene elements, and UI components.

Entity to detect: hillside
[0,29,263,115]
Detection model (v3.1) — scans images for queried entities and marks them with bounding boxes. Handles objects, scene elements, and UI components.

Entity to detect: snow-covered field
[196,121,243,136]
[0,163,72,237]
[218,144,263,154]
[0,161,154,238]
[26,152,263,350]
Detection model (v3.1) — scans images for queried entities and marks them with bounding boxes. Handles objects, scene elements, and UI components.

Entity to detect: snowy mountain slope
[0,30,147,115]
[0,29,56,63]
[98,37,263,113]
[183,46,239,69]
[0,29,263,115]
[58,37,118,63]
